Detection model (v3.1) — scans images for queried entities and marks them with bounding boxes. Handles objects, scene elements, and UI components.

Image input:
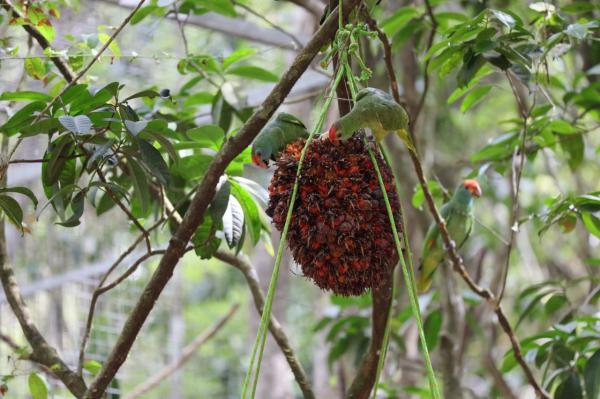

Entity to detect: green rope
[241,66,346,399]
[340,52,441,398]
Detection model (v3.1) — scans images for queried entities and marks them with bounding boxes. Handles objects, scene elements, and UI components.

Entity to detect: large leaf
[0,195,23,229]
[139,139,170,185]
[210,179,231,222]
[56,191,85,227]
[555,372,583,399]
[0,187,38,208]
[0,91,52,102]
[460,85,492,112]
[59,115,92,135]
[124,119,148,136]
[230,180,261,245]
[192,215,221,259]
[581,212,600,239]
[196,0,236,17]
[28,373,48,399]
[187,125,225,150]
[585,349,600,399]
[127,157,151,217]
[226,66,279,82]
[0,101,47,135]
[223,195,244,248]
[223,48,257,70]
[424,309,442,350]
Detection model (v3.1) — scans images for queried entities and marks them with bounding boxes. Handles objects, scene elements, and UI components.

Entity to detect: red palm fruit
[266,135,402,296]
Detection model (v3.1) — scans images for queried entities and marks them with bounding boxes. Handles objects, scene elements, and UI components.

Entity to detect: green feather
[252,113,308,165]
[417,185,475,292]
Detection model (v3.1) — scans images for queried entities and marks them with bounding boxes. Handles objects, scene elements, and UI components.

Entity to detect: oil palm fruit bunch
[266,134,402,296]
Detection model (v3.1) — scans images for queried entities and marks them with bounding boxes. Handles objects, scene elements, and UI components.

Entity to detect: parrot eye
[256,150,262,157]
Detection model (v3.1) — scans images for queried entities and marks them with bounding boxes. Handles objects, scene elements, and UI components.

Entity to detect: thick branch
[346,275,393,399]
[1,0,76,82]
[214,251,315,399]
[123,303,240,399]
[83,3,361,397]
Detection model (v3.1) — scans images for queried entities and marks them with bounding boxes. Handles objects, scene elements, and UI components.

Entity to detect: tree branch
[0,139,87,398]
[346,276,393,399]
[0,0,76,82]
[413,0,438,125]
[214,251,315,399]
[122,303,240,399]
[82,3,361,397]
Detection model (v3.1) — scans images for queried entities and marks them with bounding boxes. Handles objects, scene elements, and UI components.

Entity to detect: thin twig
[498,71,535,303]
[171,4,190,56]
[123,303,240,399]
[214,251,315,399]
[233,0,305,50]
[413,0,438,125]
[96,169,152,252]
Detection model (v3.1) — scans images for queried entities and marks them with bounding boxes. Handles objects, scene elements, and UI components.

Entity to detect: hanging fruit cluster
[266,135,402,296]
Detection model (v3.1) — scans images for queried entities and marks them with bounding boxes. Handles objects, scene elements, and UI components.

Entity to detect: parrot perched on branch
[417,179,482,293]
[326,87,414,152]
[251,112,309,168]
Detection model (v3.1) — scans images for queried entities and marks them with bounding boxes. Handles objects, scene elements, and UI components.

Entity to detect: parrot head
[328,120,353,142]
[251,146,271,168]
[463,179,482,198]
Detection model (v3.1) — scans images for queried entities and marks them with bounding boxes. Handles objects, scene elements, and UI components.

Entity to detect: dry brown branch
[123,303,240,399]
[82,3,361,397]
[214,251,315,399]
[0,139,87,397]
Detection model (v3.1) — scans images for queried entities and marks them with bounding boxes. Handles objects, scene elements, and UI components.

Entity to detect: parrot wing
[276,112,306,129]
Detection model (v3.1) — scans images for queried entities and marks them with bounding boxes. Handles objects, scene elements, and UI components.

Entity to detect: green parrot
[327,87,414,152]
[251,112,309,168]
[417,179,482,293]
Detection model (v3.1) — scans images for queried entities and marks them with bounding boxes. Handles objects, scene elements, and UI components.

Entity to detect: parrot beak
[252,154,268,168]
[464,179,482,197]
[328,125,337,142]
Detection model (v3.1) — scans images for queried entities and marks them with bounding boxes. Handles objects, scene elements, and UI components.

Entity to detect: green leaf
[139,140,170,185]
[183,91,214,107]
[491,9,516,29]
[127,157,151,217]
[171,155,212,180]
[223,48,257,70]
[0,187,38,208]
[548,119,579,134]
[230,180,260,245]
[223,195,244,248]
[211,179,231,222]
[0,91,52,102]
[28,373,48,399]
[20,118,62,137]
[544,293,568,315]
[122,89,160,102]
[424,309,442,350]
[211,91,233,132]
[0,195,23,229]
[560,134,584,170]
[187,125,225,150]
[196,0,236,17]
[44,136,75,186]
[581,212,600,238]
[98,32,121,57]
[83,360,103,376]
[124,120,148,136]
[192,215,221,259]
[226,65,279,82]
[555,372,583,399]
[130,5,158,24]
[59,115,92,135]
[24,58,46,80]
[460,85,492,112]
[56,191,85,227]
[380,7,419,36]
[0,101,47,135]
[565,23,588,40]
[584,349,600,399]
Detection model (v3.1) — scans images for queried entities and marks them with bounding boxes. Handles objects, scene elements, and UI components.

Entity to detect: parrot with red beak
[251,113,309,168]
[417,179,482,293]
[327,87,414,152]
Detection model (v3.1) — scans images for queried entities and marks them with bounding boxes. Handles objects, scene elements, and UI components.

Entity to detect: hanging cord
[340,42,441,399]
[240,63,347,399]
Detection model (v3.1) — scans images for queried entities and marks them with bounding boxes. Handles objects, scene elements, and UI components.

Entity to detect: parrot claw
[319,131,330,141]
